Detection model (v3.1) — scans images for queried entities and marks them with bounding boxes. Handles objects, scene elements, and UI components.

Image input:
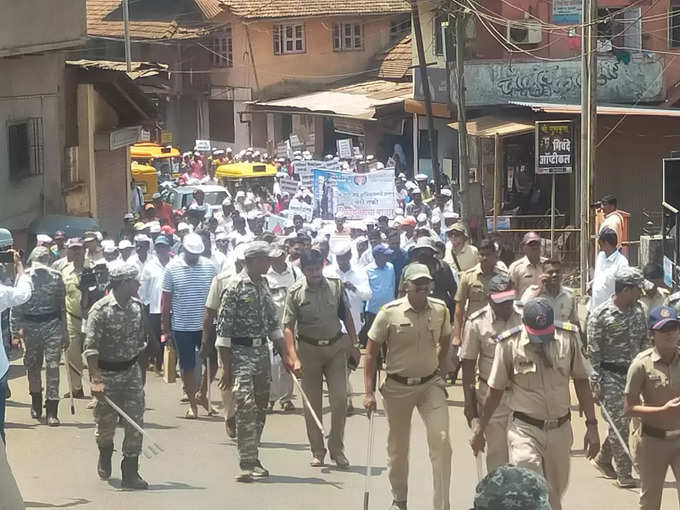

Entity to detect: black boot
[30,392,42,420]
[121,456,148,490]
[97,445,113,480]
[45,400,60,427]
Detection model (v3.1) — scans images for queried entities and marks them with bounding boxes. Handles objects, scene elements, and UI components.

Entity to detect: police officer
[364,263,452,510]
[215,241,283,482]
[62,238,87,399]
[461,273,522,471]
[84,263,148,489]
[471,297,600,510]
[11,247,66,425]
[283,249,360,468]
[508,232,547,298]
[520,259,577,323]
[625,306,680,510]
[587,266,647,487]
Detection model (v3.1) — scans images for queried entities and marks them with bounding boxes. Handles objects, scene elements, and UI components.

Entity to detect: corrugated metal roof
[449,116,535,137]
[250,79,411,119]
[66,60,168,80]
[375,34,412,80]
[222,0,410,19]
[87,0,207,40]
[512,101,680,117]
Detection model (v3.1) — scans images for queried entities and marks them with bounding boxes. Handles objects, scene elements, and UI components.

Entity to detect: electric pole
[455,10,471,224]
[412,1,441,192]
[579,0,597,293]
[122,0,132,72]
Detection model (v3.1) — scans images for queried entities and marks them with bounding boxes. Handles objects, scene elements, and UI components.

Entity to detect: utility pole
[412,1,441,192]
[122,0,132,72]
[579,0,597,294]
[454,10,471,223]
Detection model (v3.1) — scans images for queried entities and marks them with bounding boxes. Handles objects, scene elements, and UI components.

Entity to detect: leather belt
[99,356,139,372]
[232,337,267,347]
[514,411,571,430]
[387,371,438,386]
[298,331,342,347]
[22,311,60,323]
[642,424,680,440]
[601,362,629,376]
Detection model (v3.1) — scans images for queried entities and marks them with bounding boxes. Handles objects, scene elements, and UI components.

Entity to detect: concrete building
[204,0,413,153]
[0,1,87,240]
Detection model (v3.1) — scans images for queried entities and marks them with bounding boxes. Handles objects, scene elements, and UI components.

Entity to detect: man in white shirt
[138,237,172,376]
[129,179,144,215]
[265,245,301,412]
[590,227,629,311]
[324,242,371,414]
[357,230,382,268]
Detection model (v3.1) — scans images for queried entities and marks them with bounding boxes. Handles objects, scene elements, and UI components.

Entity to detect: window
[209,100,235,143]
[597,7,642,52]
[390,15,411,43]
[434,13,450,56]
[273,23,305,55]
[671,5,680,48]
[333,23,363,51]
[211,25,233,67]
[8,118,43,181]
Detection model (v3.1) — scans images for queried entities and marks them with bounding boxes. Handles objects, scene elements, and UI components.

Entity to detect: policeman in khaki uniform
[461,273,522,471]
[507,232,547,298]
[62,238,87,399]
[364,263,452,510]
[283,249,360,468]
[471,297,600,510]
[625,306,680,510]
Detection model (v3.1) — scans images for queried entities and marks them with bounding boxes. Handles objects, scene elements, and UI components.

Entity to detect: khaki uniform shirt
[455,263,507,316]
[508,256,547,297]
[444,242,479,274]
[521,285,577,323]
[61,262,82,318]
[625,347,680,430]
[488,324,590,420]
[461,304,522,381]
[368,296,451,378]
[284,276,344,339]
[205,270,234,311]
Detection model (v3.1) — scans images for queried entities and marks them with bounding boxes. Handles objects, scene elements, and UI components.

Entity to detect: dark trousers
[358,312,377,348]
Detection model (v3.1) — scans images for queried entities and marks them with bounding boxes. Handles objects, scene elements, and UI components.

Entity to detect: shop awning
[511,101,680,117]
[448,115,535,137]
[248,80,411,120]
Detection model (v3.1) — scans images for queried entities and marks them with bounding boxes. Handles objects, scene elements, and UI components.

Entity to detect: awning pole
[493,134,500,231]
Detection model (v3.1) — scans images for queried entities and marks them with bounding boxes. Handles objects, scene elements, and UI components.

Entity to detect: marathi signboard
[535,121,574,174]
[195,139,211,151]
[552,0,581,24]
[312,168,396,220]
[336,139,353,159]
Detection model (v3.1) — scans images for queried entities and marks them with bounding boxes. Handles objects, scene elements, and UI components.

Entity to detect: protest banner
[279,177,300,197]
[312,168,396,220]
[288,202,313,221]
[336,139,353,159]
[195,140,211,151]
[267,214,288,234]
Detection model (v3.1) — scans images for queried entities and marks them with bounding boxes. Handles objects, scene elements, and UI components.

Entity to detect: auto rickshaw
[130,161,158,201]
[130,143,182,181]
[215,161,277,196]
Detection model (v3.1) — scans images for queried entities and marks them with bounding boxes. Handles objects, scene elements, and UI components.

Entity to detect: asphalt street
[3,357,678,510]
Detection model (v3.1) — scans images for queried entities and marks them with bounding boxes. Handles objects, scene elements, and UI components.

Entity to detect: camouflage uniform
[11,262,66,401]
[216,267,282,470]
[83,286,146,457]
[473,465,551,510]
[587,296,647,481]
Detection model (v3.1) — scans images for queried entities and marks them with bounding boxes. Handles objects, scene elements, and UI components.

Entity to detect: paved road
[3,358,677,510]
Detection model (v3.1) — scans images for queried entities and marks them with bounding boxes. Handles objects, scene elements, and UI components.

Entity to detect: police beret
[244,241,271,259]
[109,263,138,282]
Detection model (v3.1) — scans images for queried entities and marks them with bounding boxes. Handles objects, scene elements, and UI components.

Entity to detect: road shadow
[106,480,206,491]
[5,421,39,430]
[5,400,31,408]
[260,441,308,451]
[25,499,90,508]
[257,474,343,488]
[322,465,386,476]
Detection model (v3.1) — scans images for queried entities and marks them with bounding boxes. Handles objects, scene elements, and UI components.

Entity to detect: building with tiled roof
[220,0,410,20]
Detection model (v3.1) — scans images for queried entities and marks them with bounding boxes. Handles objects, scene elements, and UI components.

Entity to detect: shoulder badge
[496,325,522,342]
[383,298,403,310]
[554,320,577,332]
[468,307,487,321]
[428,297,447,308]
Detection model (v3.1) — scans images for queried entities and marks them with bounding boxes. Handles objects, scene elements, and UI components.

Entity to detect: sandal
[195,393,217,415]
[184,407,198,419]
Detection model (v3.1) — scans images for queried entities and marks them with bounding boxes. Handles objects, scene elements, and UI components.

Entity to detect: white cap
[236,191,245,198]
[417,213,427,223]
[415,173,428,181]
[443,211,458,220]
[36,234,53,245]
[226,147,233,153]
[118,240,133,250]
[405,181,417,190]
[222,197,232,206]
[134,234,151,244]
[182,233,204,255]
[146,221,161,233]
[177,222,191,232]
[215,232,230,241]
[440,188,452,197]
[101,240,116,253]
[431,211,441,224]
[246,209,260,220]
[333,241,352,256]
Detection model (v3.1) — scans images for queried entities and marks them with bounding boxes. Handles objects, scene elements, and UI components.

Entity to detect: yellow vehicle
[215,162,277,195]
[130,161,158,201]
[130,143,182,180]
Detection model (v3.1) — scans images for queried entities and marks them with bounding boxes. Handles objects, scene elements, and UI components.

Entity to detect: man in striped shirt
[161,233,217,418]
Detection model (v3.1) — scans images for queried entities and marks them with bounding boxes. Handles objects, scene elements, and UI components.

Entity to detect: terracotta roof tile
[375,34,412,80]
[223,0,411,19]
[87,0,207,40]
